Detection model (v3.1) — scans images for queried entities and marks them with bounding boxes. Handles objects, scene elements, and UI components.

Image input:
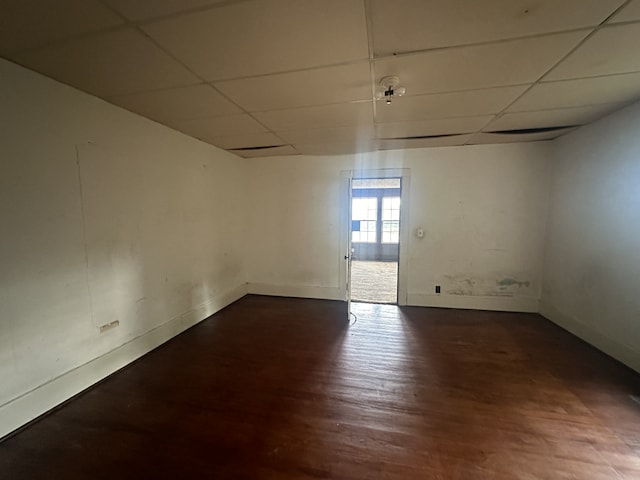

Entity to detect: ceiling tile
[375,86,528,123]
[13,28,200,97]
[215,63,371,111]
[486,104,621,131]
[277,126,374,145]
[369,0,623,56]
[208,132,285,150]
[0,0,124,54]
[374,31,587,95]
[509,72,640,111]
[109,84,241,122]
[293,141,378,155]
[609,0,640,23]
[546,24,640,80]
[230,145,298,158]
[469,128,576,144]
[142,0,368,80]
[102,0,230,21]
[378,134,473,150]
[376,116,494,138]
[169,113,267,139]
[254,102,373,131]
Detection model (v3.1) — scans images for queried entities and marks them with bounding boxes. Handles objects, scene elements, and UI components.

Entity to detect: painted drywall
[246,143,551,312]
[0,59,248,437]
[541,101,640,373]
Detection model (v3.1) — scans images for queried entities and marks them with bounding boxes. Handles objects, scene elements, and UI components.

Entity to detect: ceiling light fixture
[375,75,406,104]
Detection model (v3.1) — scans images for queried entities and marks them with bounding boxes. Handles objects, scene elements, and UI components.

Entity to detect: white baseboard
[540,301,640,374]
[407,293,539,313]
[0,283,247,440]
[247,283,343,301]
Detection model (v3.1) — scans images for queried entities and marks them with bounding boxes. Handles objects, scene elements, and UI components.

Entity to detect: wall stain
[443,274,531,297]
[447,288,472,296]
[485,291,515,297]
[497,278,530,288]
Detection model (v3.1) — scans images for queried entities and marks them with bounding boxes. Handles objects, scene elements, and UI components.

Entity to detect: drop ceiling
[2,0,640,157]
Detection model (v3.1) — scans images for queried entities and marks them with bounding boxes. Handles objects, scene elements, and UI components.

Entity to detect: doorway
[350,177,401,304]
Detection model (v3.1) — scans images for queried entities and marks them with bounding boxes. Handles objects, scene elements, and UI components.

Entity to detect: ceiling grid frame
[1,0,639,156]
[468,0,635,144]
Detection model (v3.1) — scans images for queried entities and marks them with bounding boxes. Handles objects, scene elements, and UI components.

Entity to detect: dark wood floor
[2,295,640,479]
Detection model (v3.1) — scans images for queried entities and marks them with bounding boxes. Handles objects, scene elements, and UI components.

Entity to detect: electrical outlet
[435,285,441,294]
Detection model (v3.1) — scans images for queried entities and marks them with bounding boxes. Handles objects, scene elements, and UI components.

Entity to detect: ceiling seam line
[363,0,378,141]
[114,0,259,27]
[370,26,612,60]
[10,18,639,87]
[130,25,286,147]
[480,17,620,140]
[6,0,260,58]
[13,20,640,83]
[598,0,634,25]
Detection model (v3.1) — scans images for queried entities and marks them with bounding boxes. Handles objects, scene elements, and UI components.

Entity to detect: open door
[346,174,354,320]
[341,169,410,308]
[340,171,353,320]
[350,177,401,304]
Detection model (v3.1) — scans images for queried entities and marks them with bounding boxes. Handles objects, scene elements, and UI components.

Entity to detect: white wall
[246,143,552,312]
[0,57,576,439]
[541,101,640,373]
[0,59,248,437]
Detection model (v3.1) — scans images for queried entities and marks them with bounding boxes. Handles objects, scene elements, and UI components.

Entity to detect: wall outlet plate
[99,320,120,333]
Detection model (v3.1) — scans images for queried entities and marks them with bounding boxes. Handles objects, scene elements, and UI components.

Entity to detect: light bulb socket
[376,75,405,103]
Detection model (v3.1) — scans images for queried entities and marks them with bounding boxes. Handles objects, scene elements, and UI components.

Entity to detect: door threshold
[351,300,398,306]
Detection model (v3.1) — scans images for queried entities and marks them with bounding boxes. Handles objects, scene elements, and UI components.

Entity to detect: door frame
[339,168,411,306]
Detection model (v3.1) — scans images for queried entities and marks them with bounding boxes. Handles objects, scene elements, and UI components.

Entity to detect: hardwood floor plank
[1,295,639,479]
